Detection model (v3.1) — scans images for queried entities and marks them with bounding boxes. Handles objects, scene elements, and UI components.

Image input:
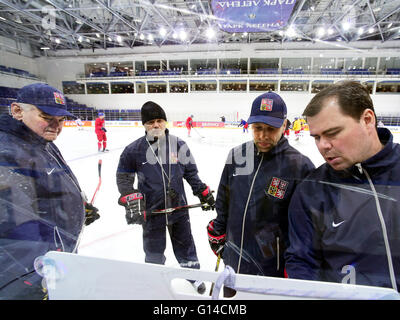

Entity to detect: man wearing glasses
[0,83,99,299]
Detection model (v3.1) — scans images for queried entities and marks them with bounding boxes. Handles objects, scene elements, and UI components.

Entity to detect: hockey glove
[194,185,215,211]
[207,220,226,257]
[101,127,107,132]
[84,202,100,225]
[118,191,146,225]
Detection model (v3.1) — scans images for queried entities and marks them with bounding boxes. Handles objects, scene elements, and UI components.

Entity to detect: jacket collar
[0,114,49,146]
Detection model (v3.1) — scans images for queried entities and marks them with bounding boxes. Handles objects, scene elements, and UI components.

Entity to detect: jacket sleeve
[284,184,323,280]
[212,150,233,235]
[116,146,137,195]
[0,152,51,289]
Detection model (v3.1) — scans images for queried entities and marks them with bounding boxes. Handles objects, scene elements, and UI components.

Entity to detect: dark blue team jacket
[0,114,85,296]
[116,130,207,229]
[213,137,314,277]
[285,128,400,291]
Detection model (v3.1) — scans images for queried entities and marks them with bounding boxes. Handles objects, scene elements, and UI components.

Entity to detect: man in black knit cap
[116,101,215,294]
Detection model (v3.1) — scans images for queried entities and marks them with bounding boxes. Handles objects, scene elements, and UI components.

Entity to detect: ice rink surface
[53,124,400,294]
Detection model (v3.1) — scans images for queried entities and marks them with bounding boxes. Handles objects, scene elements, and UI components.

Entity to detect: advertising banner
[211,0,297,33]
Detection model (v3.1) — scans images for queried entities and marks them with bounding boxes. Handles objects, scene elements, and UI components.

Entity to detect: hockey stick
[209,253,221,296]
[193,127,204,138]
[151,203,210,214]
[90,159,103,204]
[73,159,102,253]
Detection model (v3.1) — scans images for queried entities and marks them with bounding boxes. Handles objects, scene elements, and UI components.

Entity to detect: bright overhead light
[55,38,60,44]
[78,36,83,42]
[327,28,334,35]
[116,35,122,42]
[286,26,296,37]
[205,27,215,39]
[172,32,178,39]
[179,30,187,41]
[368,27,374,34]
[342,21,351,31]
[0,16,6,21]
[139,33,145,40]
[316,27,325,38]
[96,33,100,38]
[40,47,50,50]
[358,27,364,35]
[147,33,153,41]
[159,27,167,37]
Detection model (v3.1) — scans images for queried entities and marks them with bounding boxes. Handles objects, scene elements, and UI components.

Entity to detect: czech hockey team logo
[260,98,273,111]
[54,92,65,105]
[267,177,288,199]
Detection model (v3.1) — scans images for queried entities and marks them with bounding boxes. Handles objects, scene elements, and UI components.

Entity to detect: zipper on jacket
[237,153,264,274]
[357,163,397,291]
[276,236,280,271]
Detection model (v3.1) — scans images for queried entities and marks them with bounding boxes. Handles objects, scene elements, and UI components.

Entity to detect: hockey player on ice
[75,117,83,131]
[238,118,248,133]
[292,117,302,141]
[116,101,216,295]
[185,114,193,137]
[95,112,109,152]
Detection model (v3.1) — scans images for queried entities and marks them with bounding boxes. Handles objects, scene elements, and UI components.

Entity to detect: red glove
[118,192,146,225]
[195,185,215,211]
[207,220,226,256]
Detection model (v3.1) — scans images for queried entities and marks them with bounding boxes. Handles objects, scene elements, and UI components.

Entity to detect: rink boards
[42,251,399,300]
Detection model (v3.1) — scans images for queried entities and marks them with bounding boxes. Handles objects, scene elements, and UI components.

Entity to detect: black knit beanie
[141,101,167,125]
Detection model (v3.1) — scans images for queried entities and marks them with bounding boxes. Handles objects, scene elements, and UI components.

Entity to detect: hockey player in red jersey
[95,112,108,152]
[186,114,193,137]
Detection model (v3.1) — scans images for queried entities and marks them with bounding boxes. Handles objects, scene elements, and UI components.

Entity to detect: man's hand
[118,192,146,225]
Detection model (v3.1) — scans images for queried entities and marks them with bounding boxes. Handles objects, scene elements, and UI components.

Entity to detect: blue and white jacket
[213,137,314,277]
[285,128,400,291]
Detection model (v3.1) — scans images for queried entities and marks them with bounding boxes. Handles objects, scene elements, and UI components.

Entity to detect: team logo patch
[260,98,273,111]
[54,92,65,105]
[170,152,179,164]
[267,177,288,199]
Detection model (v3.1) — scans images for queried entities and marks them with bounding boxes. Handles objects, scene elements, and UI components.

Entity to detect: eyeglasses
[38,112,67,124]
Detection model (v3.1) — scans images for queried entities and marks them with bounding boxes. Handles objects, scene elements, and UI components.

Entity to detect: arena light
[285,26,296,38]
[342,21,351,31]
[316,27,325,38]
[205,27,216,39]
[358,27,364,35]
[159,27,167,37]
[179,30,187,41]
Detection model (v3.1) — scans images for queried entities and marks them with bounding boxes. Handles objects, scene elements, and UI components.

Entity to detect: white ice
[53,124,400,295]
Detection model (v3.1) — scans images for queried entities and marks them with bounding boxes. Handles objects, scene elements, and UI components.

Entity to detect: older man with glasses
[0,83,100,299]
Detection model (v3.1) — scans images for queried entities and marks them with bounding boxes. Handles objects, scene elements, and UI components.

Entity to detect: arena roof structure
[0,0,399,56]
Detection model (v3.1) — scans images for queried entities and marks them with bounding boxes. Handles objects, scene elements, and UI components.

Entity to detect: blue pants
[142,214,200,269]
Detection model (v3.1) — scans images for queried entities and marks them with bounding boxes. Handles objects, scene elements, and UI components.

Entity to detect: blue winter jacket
[285,128,400,291]
[0,114,85,295]
[116,130,207,229]
[213,137,314,277]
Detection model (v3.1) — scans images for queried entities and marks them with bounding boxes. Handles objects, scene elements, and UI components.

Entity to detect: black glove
[84,202,100,225]
[207,220,226,257]
[194,185,215,210]
[118,191,146,225]
[101,127,107,132]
